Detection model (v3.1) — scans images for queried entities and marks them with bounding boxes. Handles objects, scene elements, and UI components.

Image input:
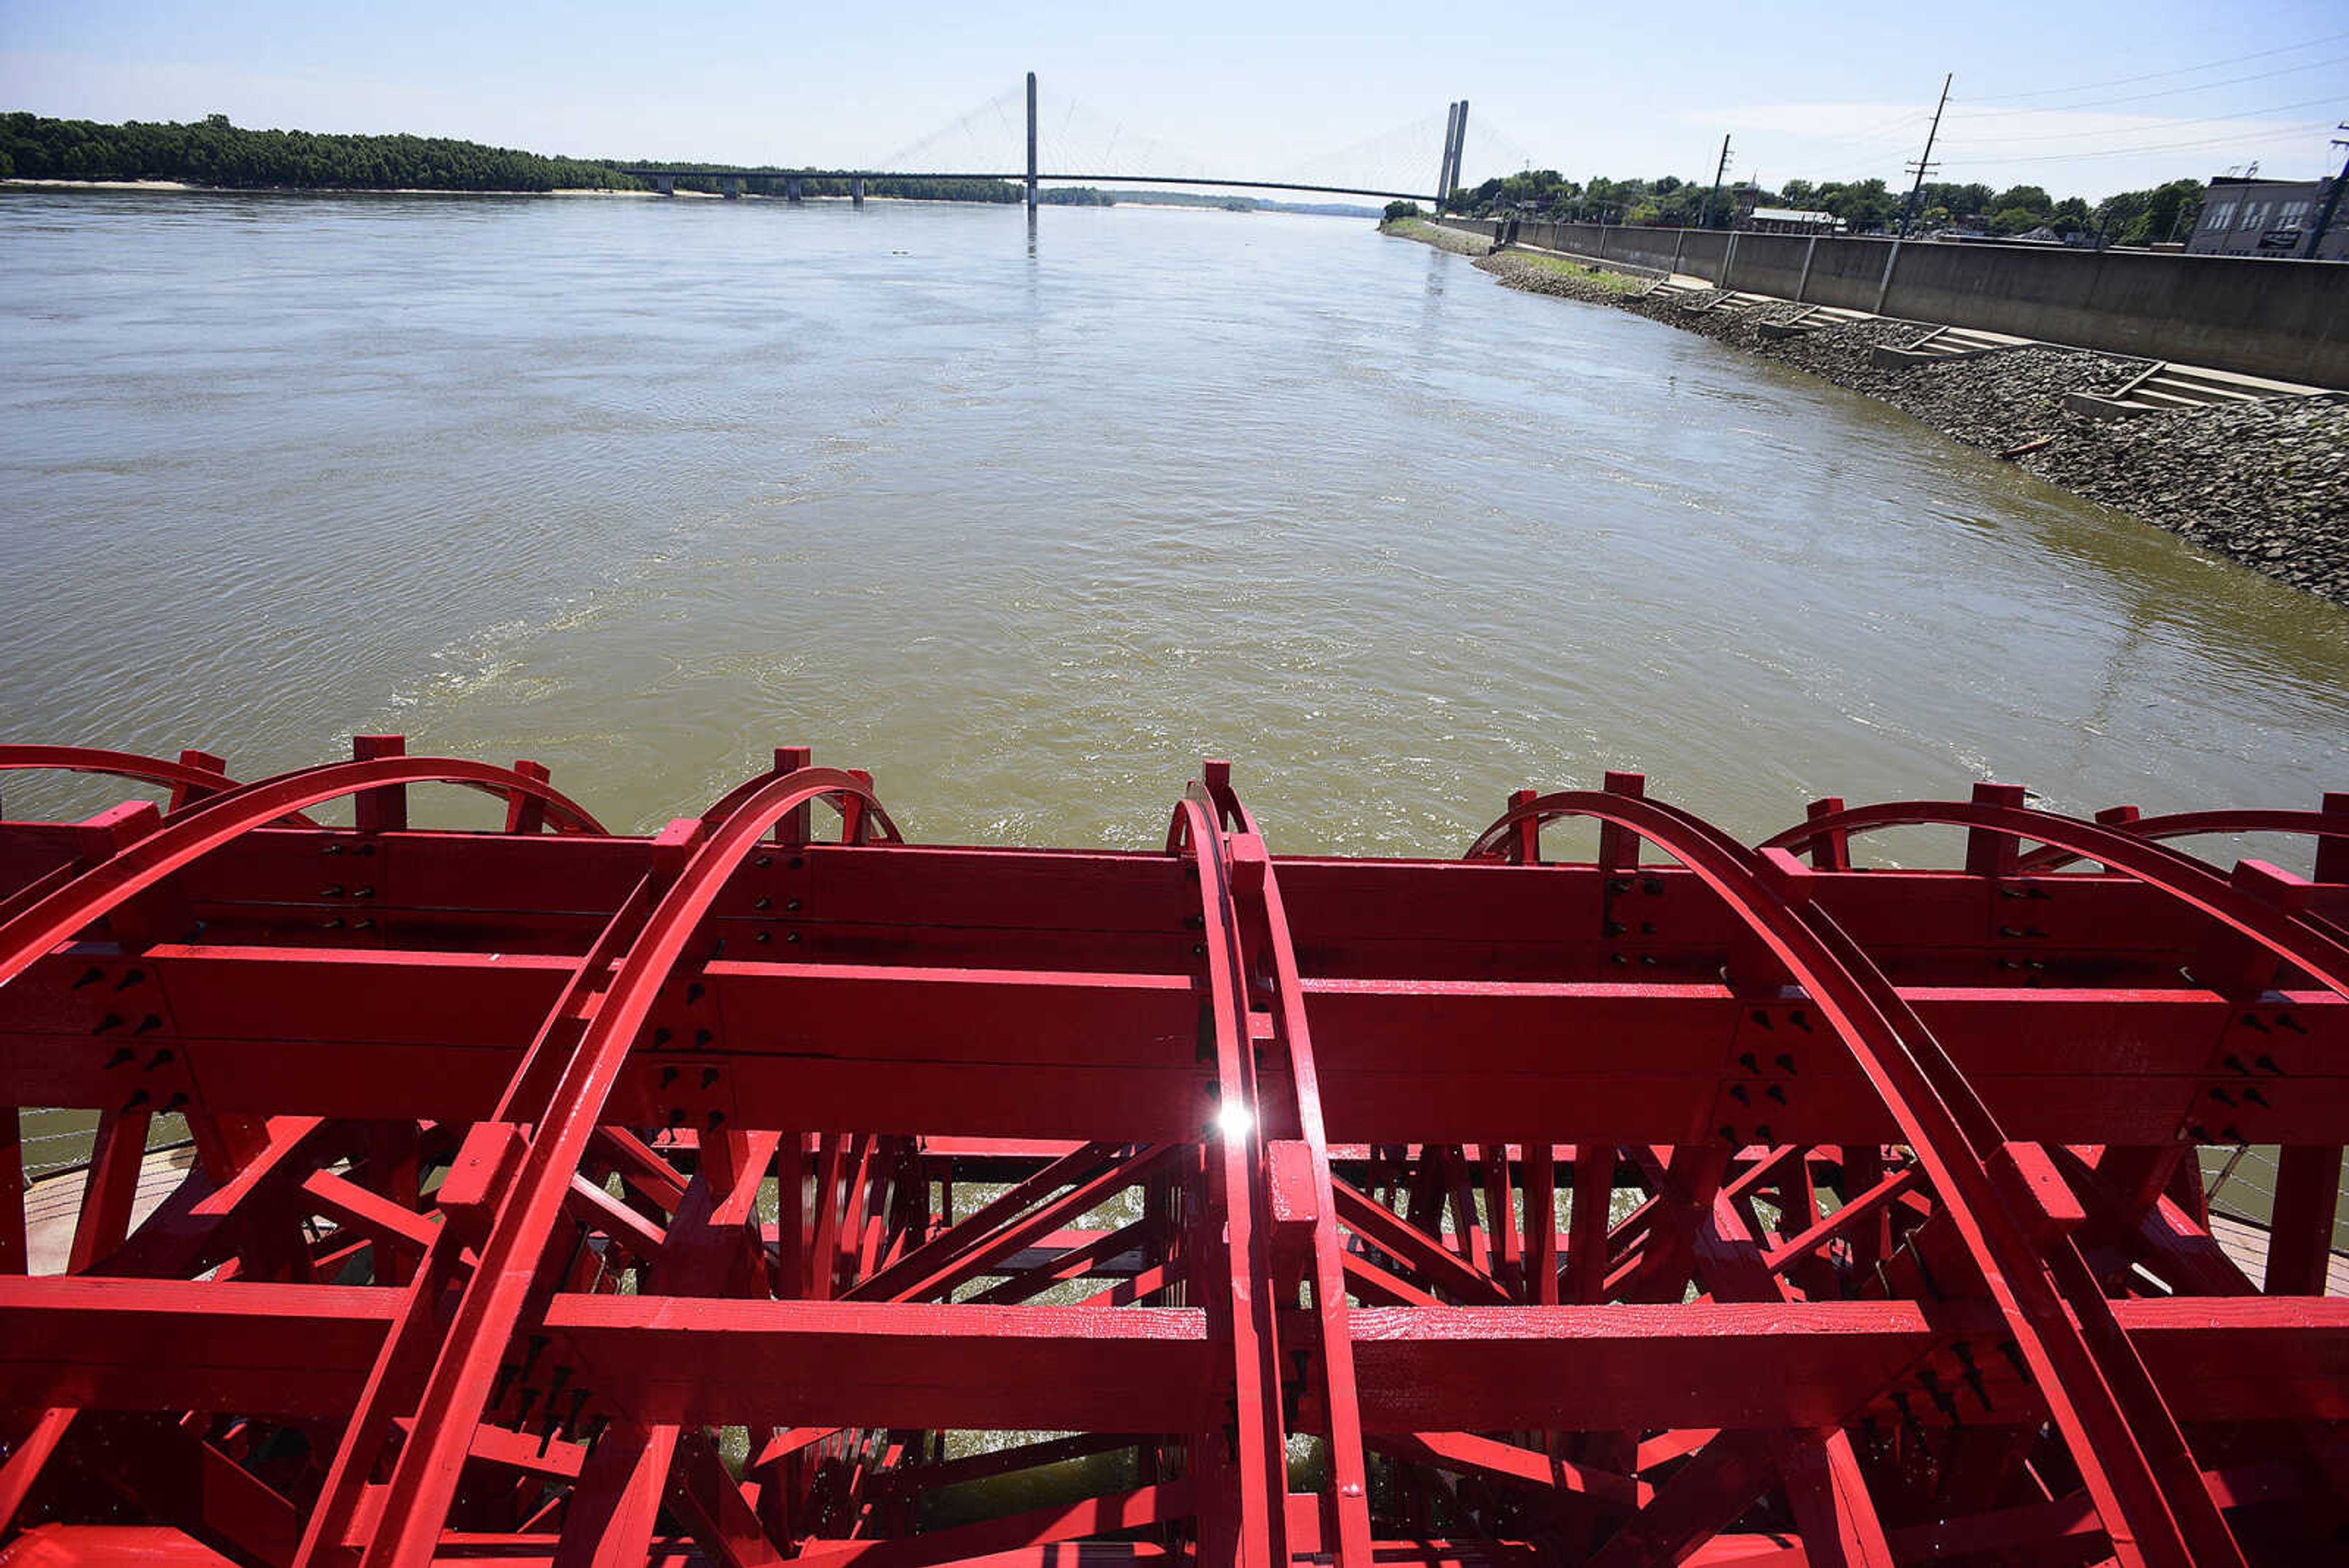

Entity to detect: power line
[1941,121,2338,167]
[1946,55,2349,121]
[1959,31,2349,103]
[1944,94,2346,146]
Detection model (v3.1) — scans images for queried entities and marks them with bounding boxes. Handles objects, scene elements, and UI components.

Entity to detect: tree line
[1,113,639,192]
[1439,169,2205,245]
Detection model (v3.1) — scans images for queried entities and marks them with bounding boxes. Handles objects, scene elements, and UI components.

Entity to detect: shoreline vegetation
[1380,218,2348,606]
[0,113,1376,215]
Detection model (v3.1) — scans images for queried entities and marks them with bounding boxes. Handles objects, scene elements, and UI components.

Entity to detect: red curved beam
[2009,809,2348,873]
[0,744,319,826]
[1761,801,2348,875]
[1196,767,1376,1568]
[1168,787,1292,1568]
[0,756,604,986]
[360,767,897,1566]
[1464,789,2240,1568]
[700,762,901,844]
[1494,797,2349,997]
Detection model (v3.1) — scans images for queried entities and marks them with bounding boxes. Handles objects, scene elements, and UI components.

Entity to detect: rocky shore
[1402,231,2348,606]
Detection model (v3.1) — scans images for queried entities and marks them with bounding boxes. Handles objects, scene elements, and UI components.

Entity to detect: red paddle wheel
[1,739,2342,1567]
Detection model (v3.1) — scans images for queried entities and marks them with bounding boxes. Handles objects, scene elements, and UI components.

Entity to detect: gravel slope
[1468,246,2349,606]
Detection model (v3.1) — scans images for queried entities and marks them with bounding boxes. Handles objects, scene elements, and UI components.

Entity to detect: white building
[2189,174,2343,260]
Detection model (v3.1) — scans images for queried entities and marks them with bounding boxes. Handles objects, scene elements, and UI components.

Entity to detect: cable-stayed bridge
[618,74,1523,209]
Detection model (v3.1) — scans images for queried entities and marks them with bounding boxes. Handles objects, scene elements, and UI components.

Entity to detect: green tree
[1817,178,1895,231]
[1991,185,2053,218]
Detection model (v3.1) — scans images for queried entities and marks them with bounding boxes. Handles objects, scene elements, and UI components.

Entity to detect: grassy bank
[1377,217,1491,256]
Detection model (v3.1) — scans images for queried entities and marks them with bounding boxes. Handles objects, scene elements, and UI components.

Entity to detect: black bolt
[2244,1087,2270,1108]
[1603,921,1627,937]
[324,842,343,855]
[1719,1124,1738,1143]
[786,931,801,943]
[693,1028,713,1048]
[700,1066,720,1088]
[103,1048,133,1069]
[145,1048,173,1068]
[1605,878,1630,896]
[707,1109,727,1128]
[1639,921,1657,935]
[92,1013,123,1035]
[686,982,705,1005]
[322,885,344,897]
[789,855,804,870]
[668,1108,687,1126]
[352,886,373,899]
[161,1092,187,1112]
[124,1089,149,1110]
[652,1028,672,1046]
[754,931,771,944]
[2209,1087,2236,1106]
[1748,1009,1771,1028]
[2257,1055,2283,1075]
[2277,1014,2309,1035]
[786,898,803,913]
[2240,1013,2270,1032]
[1642,877,1664,895]
[1776,1052,1798,1074]
[1731,1084,1751,1105]
[755,855,772,868]
[754,896,771,910]
[1754,1123,1774,1142]
[1953,1342,1992,1410]
[1738,1051,1760,1072]
[1789,1009,1812,1031]
[1767,1085,1787,1105]
[2224,1053,2249,1075]
[659,1066,678,1087]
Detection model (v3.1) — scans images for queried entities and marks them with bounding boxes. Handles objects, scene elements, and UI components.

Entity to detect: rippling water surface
[2,190,2343,852]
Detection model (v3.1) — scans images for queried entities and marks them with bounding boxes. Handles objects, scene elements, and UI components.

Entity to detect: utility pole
[1899,73,1953,237]
[1699,135,1731,230]
[2301,124,2349,259]
[1025,72,1038,214]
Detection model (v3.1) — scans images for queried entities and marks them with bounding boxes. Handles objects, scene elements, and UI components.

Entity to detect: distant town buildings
[1741,206,1843,234]
[2189,174,2345,259]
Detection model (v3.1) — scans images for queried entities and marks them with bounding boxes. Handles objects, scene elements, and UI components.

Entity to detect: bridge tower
[1026,72,1039,213]
[1434,102,1460,209]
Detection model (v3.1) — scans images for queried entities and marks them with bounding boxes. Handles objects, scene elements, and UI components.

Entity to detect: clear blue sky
[4,1,2343,199]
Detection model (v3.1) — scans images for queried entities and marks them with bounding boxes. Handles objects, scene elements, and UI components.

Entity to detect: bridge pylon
[1026,72,1039,213]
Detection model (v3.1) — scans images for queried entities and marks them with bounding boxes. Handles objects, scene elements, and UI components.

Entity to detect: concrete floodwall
[1718,232,1813,299]
[1452,219,2349,386]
